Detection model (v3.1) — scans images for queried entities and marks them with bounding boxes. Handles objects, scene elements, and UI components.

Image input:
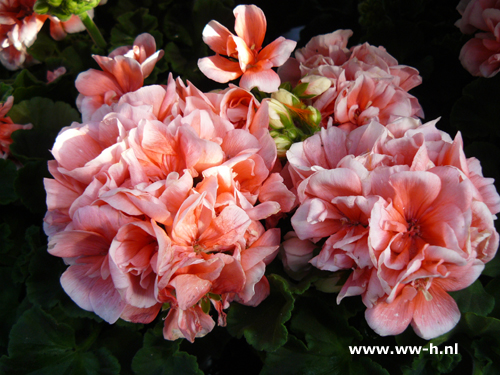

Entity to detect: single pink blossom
[198,4,296,92]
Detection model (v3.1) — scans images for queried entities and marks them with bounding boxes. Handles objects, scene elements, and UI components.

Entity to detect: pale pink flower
[0,0,46,70]
[284,114,500,339]
[366,257,484,339]
[48,205,162,323]
[47,66,66,83]
[459,32,500,77]
[456,0,500,76]
[278,29,423,131]
[75,33,164,121]
[46,74,289,341]
[0,96,32,158]
[48,13,88,41]
[198,4,296,92]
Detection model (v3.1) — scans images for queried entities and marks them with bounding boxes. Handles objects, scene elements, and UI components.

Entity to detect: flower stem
[78,11,106,50]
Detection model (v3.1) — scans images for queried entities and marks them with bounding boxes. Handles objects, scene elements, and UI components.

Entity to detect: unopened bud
[270,131,293,158]
[300,75,332,97]
[271,88,300,107]
[307,105,322,126]
[268,99,291,129]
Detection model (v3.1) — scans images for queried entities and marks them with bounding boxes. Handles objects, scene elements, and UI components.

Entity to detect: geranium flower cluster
[278,29,424,132]
[456,0,500,77]
[44,3,500,343]
[44,32,295,342]
[282,116,500,339]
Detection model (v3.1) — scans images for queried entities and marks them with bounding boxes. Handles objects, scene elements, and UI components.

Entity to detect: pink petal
[197,55,243,83]
[202,20,234,55]
[411,284,461,340]
[258,37,297,67]
[365,285,417,336]
[61,265,126,323]
[170,274,212,310]
[233,5,267,50]
[239,67,281,93]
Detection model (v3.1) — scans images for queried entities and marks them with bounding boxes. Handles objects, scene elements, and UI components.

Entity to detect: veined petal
[239,68,281,93]
[197,55,242,83]
[234,4,266,50]
[411,284,461,340]
[202,20,234,55]
[365,285,417,336]
[258,37,297,67]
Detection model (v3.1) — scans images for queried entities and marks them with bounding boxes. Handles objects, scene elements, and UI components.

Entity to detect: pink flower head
[45,74,288,341]
[0,0,47,70]
[197,5,297,92]
[75,33,164,121]
[456,0,500,76]
[0,96,32,158]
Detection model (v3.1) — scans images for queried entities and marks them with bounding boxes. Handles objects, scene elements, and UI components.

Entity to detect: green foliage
[261,296,388,375]
[226,274,295,352]
[449,280,495,317]
[132,324,203,375]
[0,159,18,205]
[0,306,121,374]
[8,97,80,162]
[34,0,101,21]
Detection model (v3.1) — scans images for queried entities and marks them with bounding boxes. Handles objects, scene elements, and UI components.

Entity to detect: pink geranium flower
[0,96,32,158]
[197,4,296,92]
[75,33,164,121]
[0,0,46,70]
[456,0,500,76]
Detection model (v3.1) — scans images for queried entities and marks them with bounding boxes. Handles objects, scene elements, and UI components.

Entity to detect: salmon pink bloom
[75,33,164,121]
[0,96,32,158]
[197,4,296,92]
[0,0,46,70]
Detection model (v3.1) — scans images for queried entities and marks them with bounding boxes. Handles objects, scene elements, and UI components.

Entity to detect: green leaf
[461,313,500,340]
[26,240,66,309]
[449,280,495,317]
[27,32,58,62]
[0,159,18,205]
[163,42,188,74]
[226,274,295,352]
[450,75,500,139]
[0,268,24,352]
[261,335,389,375]
[261,292,390,375]
[132,324,203,375]
[110,9,161,49]
[0,306,121,374]
[8,97,80,162]
[485,278,500,319]
[14,160,51,213]
[11,225,43,284]
[402,349,461,375]
[0,83,13,101]
[470,337,500,375]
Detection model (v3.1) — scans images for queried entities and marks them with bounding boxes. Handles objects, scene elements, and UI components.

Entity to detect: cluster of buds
[268,75,331,157]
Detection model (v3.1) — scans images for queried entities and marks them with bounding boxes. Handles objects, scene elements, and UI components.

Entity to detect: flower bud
[270,131,292,158]
[307,105,322,126]
[271,88,300,107]
[300,75,332,97]
[268,99,291,129]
